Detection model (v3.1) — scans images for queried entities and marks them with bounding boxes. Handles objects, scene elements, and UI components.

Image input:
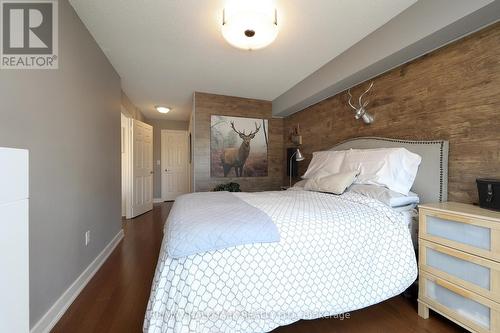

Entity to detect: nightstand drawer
[419,210,500,261]
[420,240,500,301]
[419,272,500,333]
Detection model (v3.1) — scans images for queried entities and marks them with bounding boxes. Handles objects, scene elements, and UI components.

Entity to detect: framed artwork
[210,115,269,177]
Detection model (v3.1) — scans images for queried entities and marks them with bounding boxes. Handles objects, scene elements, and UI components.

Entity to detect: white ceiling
[69,0,416,121]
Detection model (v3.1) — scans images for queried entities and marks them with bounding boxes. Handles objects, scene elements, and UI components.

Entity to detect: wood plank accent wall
[284,23,500,204]
[194,92,284,192]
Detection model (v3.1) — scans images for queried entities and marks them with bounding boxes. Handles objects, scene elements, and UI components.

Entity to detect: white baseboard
[30,229,124,333]
[153,198,164,203]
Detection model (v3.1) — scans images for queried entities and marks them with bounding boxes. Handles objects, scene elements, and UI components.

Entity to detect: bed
[144,137,449,333]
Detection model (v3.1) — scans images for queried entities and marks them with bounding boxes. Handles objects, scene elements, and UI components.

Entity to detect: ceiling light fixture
[156,106,170,114]
[221,0,279,51]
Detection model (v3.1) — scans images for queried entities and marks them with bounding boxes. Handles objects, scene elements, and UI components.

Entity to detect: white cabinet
[0,148,29,332]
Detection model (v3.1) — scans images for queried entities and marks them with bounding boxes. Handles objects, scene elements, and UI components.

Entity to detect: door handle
[150,171,154,174]
[165,169,169,172]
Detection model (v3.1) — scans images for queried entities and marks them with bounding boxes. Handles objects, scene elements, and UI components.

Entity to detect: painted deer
[221,121,261,177]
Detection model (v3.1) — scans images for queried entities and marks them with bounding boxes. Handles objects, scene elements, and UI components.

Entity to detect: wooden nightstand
[418,202,500,333]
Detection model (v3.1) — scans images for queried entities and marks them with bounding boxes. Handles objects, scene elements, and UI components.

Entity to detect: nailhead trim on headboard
[439,141,444,202]
[331,137,447,202]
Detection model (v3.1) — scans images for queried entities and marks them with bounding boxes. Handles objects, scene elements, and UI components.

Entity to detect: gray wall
[0,0,122,327]
[122,90,145,121]
[145,119,189,199]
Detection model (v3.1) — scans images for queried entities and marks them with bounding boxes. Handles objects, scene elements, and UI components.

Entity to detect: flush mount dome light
[221,0,278,51]
[156,106,170,114]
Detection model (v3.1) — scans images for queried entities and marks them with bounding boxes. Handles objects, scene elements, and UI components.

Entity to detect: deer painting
[221,121,261,177]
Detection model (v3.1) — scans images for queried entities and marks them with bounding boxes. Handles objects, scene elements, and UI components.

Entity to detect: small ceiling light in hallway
[156,106,171,114]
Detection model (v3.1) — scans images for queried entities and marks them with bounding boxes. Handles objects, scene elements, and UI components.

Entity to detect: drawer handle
[435,278,472,299]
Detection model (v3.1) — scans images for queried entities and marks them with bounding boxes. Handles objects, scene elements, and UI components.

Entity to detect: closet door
[0,148,29,333]
[161,130,189,201]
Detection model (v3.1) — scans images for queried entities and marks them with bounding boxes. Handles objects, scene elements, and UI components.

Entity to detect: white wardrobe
[0,148,29,332]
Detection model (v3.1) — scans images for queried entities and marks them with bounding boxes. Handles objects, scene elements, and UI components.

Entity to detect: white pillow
[347,184,420,207]
[304,170,358,195]
[340,148,421,195]
[302,150,346,179]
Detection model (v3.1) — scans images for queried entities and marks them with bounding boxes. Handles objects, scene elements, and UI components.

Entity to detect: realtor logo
[1,0,58,69]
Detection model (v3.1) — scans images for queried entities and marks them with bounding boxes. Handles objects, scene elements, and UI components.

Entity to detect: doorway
[122,115,154,219]
[161,130,189,201]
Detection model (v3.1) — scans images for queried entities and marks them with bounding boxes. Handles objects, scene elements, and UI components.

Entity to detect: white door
[161,130,189,201]
[130,120,153,218]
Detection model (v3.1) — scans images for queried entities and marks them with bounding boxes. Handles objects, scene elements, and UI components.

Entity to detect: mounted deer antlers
[347,82,375,124]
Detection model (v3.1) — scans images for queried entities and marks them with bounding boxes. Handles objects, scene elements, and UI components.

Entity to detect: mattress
[144,190,418,333]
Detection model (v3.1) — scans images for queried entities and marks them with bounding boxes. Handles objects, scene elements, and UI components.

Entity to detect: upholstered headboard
[329,137,449,204]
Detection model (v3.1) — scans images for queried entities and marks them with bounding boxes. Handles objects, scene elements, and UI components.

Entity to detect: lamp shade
[295,149,304,161]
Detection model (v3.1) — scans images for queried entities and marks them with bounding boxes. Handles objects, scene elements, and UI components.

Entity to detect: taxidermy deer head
[347,82,375,124]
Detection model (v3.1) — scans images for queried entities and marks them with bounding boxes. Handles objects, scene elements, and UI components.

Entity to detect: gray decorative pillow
[292,179,308,188]
[304,171,358,195]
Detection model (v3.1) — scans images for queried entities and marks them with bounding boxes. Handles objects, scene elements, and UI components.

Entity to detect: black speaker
[477,178,500,211]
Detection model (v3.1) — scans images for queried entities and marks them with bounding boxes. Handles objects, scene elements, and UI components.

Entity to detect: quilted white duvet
[144,190,418,333]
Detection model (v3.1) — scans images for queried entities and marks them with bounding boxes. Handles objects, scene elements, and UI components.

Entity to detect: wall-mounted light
[156,106,170,114]
[221,0,279,51]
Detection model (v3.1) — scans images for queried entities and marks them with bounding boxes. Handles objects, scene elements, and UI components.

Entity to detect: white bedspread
[144,190,418,333]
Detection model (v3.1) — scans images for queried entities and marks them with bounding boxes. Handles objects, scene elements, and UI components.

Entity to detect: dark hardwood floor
[53,202,464,333]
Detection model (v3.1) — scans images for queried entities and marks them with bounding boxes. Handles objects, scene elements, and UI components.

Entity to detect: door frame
[125,116,134,219]
[161,129,190,201]
[121,111,132,219]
